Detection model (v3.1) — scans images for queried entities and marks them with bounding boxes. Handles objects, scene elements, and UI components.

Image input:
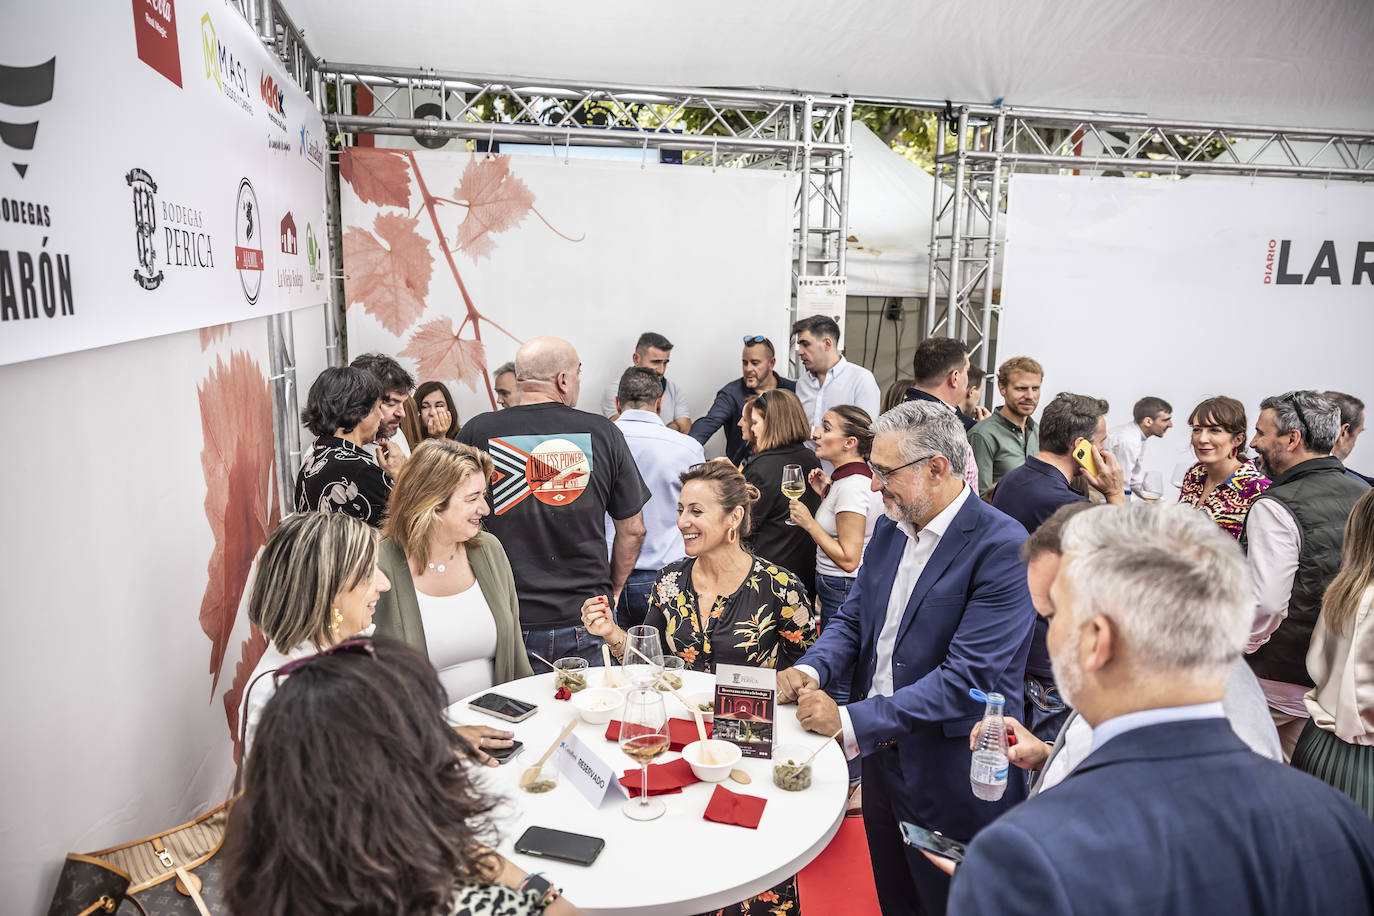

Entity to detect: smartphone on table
[900,821,967,863]
[486,739,524,764]
[468,692,537,723]
[515,826,605,866]
[1071,438,1098,477]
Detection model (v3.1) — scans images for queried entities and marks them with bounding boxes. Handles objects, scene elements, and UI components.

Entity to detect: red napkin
[618,757,700,797]
[605,717,712,751]
[703,784,767,829]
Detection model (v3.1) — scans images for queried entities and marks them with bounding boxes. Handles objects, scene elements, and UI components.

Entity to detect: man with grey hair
[948,504,1374,916]
[493,361,519,409]
[778,400,1036,916]
[1323,389,1370,486]
[1244,390,1369,759]
[600,331,691,432]
[458,337,649,668]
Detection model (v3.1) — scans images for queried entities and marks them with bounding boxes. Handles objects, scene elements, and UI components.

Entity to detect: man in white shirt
[1243,390,1367,760]
[352,352,413,475]
[1102,396,1172,498]
[605,367,705,629]
[946,503,1374,916]
[600,331,691,433]
[792,315,881,470]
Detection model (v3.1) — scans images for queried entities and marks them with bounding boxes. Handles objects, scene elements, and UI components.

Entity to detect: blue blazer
[949,718,1374,916]
[799,491,1035,840]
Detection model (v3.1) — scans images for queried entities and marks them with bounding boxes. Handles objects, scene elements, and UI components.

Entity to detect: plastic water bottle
[969,689,1009,801]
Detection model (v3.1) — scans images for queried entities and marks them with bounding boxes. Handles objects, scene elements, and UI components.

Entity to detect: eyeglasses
[869,454,937,486]
[742,335,767,344]
[272,636,375,685]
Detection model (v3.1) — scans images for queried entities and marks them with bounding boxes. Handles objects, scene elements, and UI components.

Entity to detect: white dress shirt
[601,376,690,425]
[1104,422,1145,495]
[799,483,972,758]
[796,356,882,432]
[1088,702,1226,755]
[1243,497,1308,716]
[604,409,705,570]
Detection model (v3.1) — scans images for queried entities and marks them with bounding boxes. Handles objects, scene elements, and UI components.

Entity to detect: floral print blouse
[1177,460,1270,539]
[644,555,817,672]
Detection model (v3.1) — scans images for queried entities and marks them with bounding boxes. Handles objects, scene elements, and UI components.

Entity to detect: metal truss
[918,104,1374,376]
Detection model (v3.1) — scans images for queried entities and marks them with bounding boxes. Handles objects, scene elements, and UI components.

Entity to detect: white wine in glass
[1139,471,1163,503]
[781,463,804,525]
[619,688,670,821]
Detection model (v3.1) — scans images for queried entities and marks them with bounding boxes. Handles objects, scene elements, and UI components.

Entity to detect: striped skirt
[1292,719,1374,819]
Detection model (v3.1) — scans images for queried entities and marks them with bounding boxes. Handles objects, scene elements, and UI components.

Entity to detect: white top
[1103,422,1145,495]
[604,409,705,570]
[1243,496,1309,716]
[813,471,883,579]
[600,375,690,424]
[448,669,848,916]
[362,429,411,461]
[417,583,498,706]
[798,484,971,759]
[1305,585,1374,745]
[1089,702,1226,754]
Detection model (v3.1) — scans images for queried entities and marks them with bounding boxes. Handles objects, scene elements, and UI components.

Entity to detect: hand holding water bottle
[969,688,1010,801]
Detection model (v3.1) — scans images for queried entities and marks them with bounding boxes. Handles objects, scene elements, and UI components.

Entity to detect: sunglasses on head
[743,335,767,344]
[272,637,376,685]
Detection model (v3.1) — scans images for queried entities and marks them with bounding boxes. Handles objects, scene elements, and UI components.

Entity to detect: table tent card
[558,733,630,808]
[713,664,776,759]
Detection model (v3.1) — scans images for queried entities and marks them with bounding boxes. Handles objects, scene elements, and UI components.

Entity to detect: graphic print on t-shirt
[488,434,594,515]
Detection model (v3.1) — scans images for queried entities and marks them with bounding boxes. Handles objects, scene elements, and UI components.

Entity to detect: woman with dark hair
[883,377,916,414]
[295,366,394,527]
[788,405,884,628]
[581,459,816,672]
[1295,488,1374,816]
[223,635,579,916]
[743,388,823,593]
[413,380,462,444]
[1177,395,1269,539]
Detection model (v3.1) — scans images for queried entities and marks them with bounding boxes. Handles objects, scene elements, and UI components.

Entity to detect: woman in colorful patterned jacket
[1177,395,1270,539]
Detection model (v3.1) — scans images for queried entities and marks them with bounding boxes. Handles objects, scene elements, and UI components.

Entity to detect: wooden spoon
[601,643,619,687]
[797,727,845,768]
[530,651,557,671]
[728,769,752,785]
[519,719,578,790]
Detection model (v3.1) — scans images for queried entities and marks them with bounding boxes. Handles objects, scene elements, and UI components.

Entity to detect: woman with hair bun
[581,459,816,672]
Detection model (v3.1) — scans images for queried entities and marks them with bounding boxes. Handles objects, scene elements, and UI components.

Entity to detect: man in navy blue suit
[947,503,1374,916]
[778,400,1037,916]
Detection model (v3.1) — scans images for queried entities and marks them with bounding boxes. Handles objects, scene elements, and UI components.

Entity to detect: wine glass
[1139,471,1163,503]
[624,625,664,688]
[619,688,670,821]
[781,463,804,525]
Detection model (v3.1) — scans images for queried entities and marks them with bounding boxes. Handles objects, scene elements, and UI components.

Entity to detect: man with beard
[351,352,414,478]
[1244,390,1368,759]
[777,400,1036,916]
[688,335,796,464]
[600,331,691,433]
[946,504,1374,916]
[968,357,1043,497]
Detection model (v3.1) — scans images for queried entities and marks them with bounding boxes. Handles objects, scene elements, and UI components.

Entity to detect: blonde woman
[374,439,533,706]
[1295,488,1374,816]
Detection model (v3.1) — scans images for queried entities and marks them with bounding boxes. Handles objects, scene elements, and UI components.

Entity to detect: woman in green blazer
[373,440,534,708]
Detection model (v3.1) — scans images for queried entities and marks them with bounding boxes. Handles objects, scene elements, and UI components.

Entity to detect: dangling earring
[726,526,738,545]
[331,607,343,635]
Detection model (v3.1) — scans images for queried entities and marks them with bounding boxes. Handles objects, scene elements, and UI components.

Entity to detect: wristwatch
[518,872,559,908]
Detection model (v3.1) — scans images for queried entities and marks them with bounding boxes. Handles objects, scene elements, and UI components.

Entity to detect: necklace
[427,548,457,573]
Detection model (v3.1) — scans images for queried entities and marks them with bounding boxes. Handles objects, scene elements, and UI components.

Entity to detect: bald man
[459,337,650,668]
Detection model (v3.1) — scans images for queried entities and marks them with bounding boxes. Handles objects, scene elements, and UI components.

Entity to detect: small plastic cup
[517,750,561,795]
[655,656,686,692]
[772,744,813,792]
[554,657,589,693]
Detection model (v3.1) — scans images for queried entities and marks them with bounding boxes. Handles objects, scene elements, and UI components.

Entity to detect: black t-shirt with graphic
[458,402,650,629]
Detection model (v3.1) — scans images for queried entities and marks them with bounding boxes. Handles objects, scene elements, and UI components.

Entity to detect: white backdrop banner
[1,0,328,366]
[999,174,1374,492]
[339,149,796,431]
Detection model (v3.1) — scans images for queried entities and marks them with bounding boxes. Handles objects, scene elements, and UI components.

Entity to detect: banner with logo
[998,174,1374,490]
[0,0,328,366]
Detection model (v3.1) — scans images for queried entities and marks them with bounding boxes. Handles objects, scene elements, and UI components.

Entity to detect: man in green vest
[1243,390,1369,760]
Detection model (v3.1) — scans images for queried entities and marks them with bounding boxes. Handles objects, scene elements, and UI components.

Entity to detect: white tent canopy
[284,0,1374,129]
[844,121,938,298]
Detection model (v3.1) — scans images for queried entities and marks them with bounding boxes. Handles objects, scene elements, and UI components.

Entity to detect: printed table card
[713,664,776,759]
[557,733,630,808]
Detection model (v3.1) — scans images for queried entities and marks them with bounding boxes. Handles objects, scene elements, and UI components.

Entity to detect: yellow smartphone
[1071,439,1098,477]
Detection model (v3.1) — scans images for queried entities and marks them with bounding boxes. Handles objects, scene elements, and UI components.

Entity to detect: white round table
[448,670,849,916]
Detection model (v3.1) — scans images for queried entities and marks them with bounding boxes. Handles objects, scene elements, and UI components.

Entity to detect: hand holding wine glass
[782,463,804,525]
[619,688,670,821]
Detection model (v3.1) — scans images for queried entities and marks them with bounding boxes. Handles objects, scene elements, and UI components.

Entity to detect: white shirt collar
[896,482,970,544]
[1089,702,1225,754]
[618,409,665,426]
[810,354,849,381]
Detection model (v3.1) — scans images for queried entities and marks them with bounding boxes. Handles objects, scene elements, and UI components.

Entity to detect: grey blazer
[373,533,534,686]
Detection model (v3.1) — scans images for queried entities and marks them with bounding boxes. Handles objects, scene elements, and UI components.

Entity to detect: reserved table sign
[713,664,776,759]
[558,733,630,808]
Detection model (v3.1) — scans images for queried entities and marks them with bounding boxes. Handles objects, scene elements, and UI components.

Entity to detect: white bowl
[571,687,624,725]
[678,690,715,723]
[681,739,742,782]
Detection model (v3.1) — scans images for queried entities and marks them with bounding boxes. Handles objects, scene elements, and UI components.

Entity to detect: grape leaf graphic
[198,351,280,697]
[340,147,412,209]
[222,625,268,763]
[453,154,535,261]
[200,323,230,350]
[343,212,435,336]
[400,317,488,392]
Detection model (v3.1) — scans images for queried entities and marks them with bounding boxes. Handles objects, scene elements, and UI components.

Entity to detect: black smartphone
[515,826,605,866]
[487,740,523,764]
[900,821,967,863]
[468,693,537,723]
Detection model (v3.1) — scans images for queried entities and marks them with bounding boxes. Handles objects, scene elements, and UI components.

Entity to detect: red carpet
[798,815,881,915]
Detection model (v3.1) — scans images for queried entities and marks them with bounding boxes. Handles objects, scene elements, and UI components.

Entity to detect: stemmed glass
[781,463,804,525]
[624,625,664,688]
[619,688,670,821]
[1139,471,1163,503]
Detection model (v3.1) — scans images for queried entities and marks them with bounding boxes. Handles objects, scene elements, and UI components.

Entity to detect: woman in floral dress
[1176,396,1269,539]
